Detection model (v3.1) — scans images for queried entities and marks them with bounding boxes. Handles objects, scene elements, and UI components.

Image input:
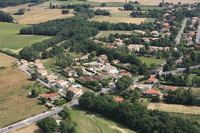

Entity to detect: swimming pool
[111,70,119,73]
[73,84,82,88]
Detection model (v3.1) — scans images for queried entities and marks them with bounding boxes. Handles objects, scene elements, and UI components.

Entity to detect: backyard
[139,57,165,68]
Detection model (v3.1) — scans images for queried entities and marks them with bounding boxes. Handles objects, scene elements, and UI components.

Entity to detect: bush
[62,10,70,14]
[45,104,53,110]
[101,3,106,7]
[53,100,67,106]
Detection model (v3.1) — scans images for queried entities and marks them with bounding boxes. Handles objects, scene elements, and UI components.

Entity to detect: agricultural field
[9,123,42,133]
[0,22,50,50]
[0,57,47,128]
[139,57,165,68]
[70,108,136,133]
[0,52,18,67]
[96,30,132,37]
[1,4,74,24]
[148,102,200,114]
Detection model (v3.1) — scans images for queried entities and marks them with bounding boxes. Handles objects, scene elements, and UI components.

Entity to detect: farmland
[0,22,50,50]
[9,123,42,133]
[96,30,132,37]
[70,108,136,133]
[0,52,17,67]
[0,57,47,128]
[139,57,165,68]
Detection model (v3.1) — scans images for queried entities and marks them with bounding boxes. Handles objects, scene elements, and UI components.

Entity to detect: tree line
[0,11,13,22]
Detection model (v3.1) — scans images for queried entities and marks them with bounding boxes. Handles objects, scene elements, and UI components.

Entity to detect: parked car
[8,126,13,129]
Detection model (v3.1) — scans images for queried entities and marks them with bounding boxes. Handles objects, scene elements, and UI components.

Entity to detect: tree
[62,10,70,14]
[49,86,58,93]
[184,65,190,75]
[151,94,161,102]
[150,63,157,70]
[116,76,133,92]
[31,70,39,80]
[31,89,39,98]
[41,97,47,104]
[76,68,83,77]
[59,118,76,133]
[138,63,148,75]
[97,85,102,91]
[163,64,170,71]
[156,73,160,80]
[66,90,74,102]
[124,3,134,10]
[16,8,25,15]
[37,116,58,133]
[59,107,71,119]
[101,3,106,7]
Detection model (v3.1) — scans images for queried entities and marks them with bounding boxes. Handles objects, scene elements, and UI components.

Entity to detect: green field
[70,108,136,133]
[170,112,200,124]
[97,30,133,37]
[139,57,165,68]
[144,18,156,23]
[0,22,51,50]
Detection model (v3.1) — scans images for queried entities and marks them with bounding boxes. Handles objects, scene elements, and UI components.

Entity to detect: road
[176,18,190,45]
[0,100,79,133]
[196,23,200,44]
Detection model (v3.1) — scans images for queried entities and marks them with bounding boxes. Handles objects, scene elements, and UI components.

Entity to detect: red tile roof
[148,77,158,82]
[94,74,106,80]
[185,55,191,58]
[114,97,124,102]
[79,76,93,82]
[119,70,126,73]
[121,72,131,76]
[146,90,160,94]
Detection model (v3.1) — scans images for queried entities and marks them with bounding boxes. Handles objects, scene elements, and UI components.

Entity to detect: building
[146,90,160,96]
[160,85,178,91]
[175,59,183,65]
[119,69,126,73]
[114,97,124,102]
[15,61,21,66]
[66,70,76,76]
[119,72,131,77]
[80,55,88,61]
[46,75,58,83]
[112,59,120,64]
[20,59,28,66]
[102,66,118,73]
[151,31,159,36]
[134,84,151,90]
[99,54,108,61]
[52,115,62,125]
[34,59,41,64]
[37,70,48,76]
[93,74,107,80]
[68,78,75,83]
[34,63,44,69]
[151,67,163,75]
[128,44,145,52]
[79,76,94,82]
[90,63,103,68]
[163,23,169,26]
[134,30,145,35]
[161,28,170,32]
[68,86,82,97]
[108,73,118,79]
[164,32,171,37]
[105,45,117,49]
[147,77,158,83]
[56,80,68,88]
[188,31,195,36]
[40,93,60,100]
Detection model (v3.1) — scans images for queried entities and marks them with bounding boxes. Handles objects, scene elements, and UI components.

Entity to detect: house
[128,44,145,52]
[160,85,178,91]
[34,59,41,64]
[188,31,195,36]
[20,59,28,66]
[105,45,117,49]
[40,93,60,100]
[93,74,107,80]
[187,40,194,46]
[164,32,171,37]
[163,23,169,26]
[103,66,118,73]
[120,72,131,77]
[185,55,191,58]
[93,40,100,43]
[119,69,126,73]
[34,63,44,69]
[99,54,108,61]
[151,67,163,75]
[163,13,169,17]
[161,28,170,32]
[90,63,103,68]
[108,73,118,79]
[142,37,150,42]
[73,58,80,62]
[151,31,159,36]
[175,59,183,65]
[66,70,76,76]
[122,63,131,68]
[186,37,193,41]
[68,86,82,97]
[79,76,94,82]
[68,78,75,83]
[115,38,123,43]
[56,80,68,88]
[164,47,170,51]
[147,77,158,83]
[134,84,151,90]
[114,97,124,102]
[15,61,21,66]
[146,90,161,96]
[133,30,145,35]
[80,55,88,61]
[112,59,120,64]
[37,70,48,76]
[46,75,58,83]
[52,115,61,125]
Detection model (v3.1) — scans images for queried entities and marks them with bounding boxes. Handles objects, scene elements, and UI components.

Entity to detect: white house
[56,80,68,88]
[134,84,152,90]
[68,78,75,83]
[68,87,82,97]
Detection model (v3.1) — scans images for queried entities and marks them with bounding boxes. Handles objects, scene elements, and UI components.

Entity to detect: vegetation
[66,90,74,102]
[0,0,48,7]
[37,116,58,133]
[116,76,133,92]
[0,11,13,22]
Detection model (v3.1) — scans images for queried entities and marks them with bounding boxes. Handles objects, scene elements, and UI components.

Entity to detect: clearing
[1,4,74,24]
[148,102,200,114]
[0,52,18,67]
[0,61,47,128]
[70,108,136,133]
[96,30,133,37]
[139,57,165,68]
[9,123,42,133]
[0,22,50,50]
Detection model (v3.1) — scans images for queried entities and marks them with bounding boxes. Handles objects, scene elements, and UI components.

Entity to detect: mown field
[0,54,47,128]
[70,108,136,133]
[96,30,132,37]
[9,123,42,133]
[139,57,165,68]
[0,22,50,50]
[0,52,18,67]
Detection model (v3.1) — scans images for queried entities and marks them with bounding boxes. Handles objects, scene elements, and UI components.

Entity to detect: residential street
[196,23,200,43]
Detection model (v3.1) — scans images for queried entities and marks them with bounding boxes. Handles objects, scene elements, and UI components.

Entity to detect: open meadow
[139,57,165,68]
[9,123,42,133]
[0,55,47,128]
[95,30,133,37]
[0,22,50,51]
[0,52,18,67]
[70,108,136,133]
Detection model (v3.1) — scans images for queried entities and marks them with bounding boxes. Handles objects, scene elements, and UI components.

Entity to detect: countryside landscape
[0,0,200,133]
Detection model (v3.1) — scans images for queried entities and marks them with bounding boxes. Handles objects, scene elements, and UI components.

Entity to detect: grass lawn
[70,108,136,133]
[144,18,156,23]
[0,52,18,67]
[0,22,50,50]
[42,57,57,69]
[0,66,47,128]
[139,57,165,68]
[96,30,133,37]
[9,123,42,133]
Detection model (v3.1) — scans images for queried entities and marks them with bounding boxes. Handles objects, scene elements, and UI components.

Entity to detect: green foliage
[59,118,76,133]
[76,68,83,77]
[31,88,39,98]
[53,100,67,106]
[151,94,161,102]
[56,53,73,69]
[116,76,133,92]
[15,8,25,15]
[124,3,134,10]
[31,70,39,80]
[45,104,53,110]
[101,3,106,7]
[66,90,74,102]
[37,116,58,133]
[49,86,59,93]
[41,97,47,104]
[138,63,147,75]
[94,9,110,16]
[0,11,13,22]
[62,9,70,14]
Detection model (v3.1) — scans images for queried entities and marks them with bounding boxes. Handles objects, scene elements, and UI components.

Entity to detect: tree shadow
[27,95,32,98]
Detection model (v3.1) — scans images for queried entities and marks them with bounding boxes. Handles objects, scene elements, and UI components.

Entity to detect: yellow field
[1,4,74,24]
[148,102,200,114]
[89,16,146,24]
[0,52,18,67]
[0,57,47,128]
[9,123,42,133]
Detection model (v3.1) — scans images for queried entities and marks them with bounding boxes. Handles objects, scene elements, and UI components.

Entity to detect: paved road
[176,18,190,45]
[162,65,200,74]
[196,23,200,44]
[0,100,79,133]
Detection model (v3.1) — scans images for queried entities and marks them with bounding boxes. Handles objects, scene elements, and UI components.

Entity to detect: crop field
[96,30,132,37]
[9,123,42,133]
[148,102,200,114]
[0,64,47,128]
[70,108,136,133]
[0,22,50,50]
[0,52,18,67]
[139,57,165,68]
